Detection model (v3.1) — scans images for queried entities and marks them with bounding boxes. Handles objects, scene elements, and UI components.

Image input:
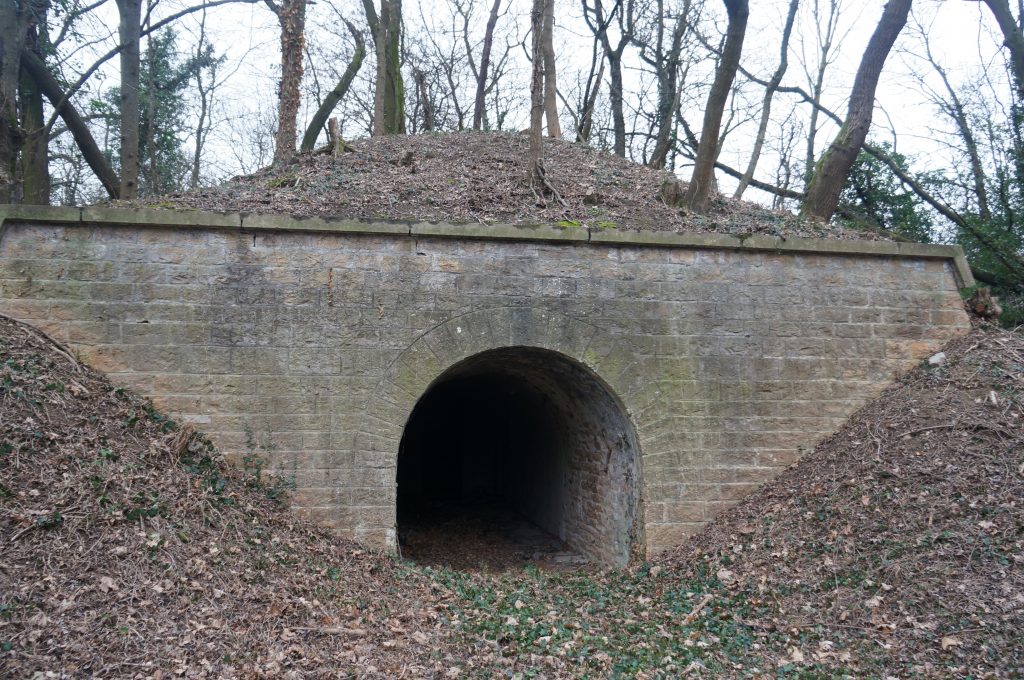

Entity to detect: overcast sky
[74,0,1010,207]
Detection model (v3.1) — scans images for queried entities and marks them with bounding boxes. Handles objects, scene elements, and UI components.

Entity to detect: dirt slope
[118,132,886,240]
[3,309,1021,678]
[657,323,1024,676]
[0,314,443,678]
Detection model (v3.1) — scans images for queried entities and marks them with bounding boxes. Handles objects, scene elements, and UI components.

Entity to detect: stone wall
[0,207,974,558]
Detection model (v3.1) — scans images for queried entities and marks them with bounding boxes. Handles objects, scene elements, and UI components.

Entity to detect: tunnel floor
[397,501,590,572]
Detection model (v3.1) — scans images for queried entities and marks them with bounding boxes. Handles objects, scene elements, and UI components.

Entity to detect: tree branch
[300,19,366,151]
[20,49,120,198]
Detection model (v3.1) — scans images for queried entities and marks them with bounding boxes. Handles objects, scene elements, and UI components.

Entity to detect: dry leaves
[117,131,887,241]
[659,321,1024,677]
[3,313,1022,678]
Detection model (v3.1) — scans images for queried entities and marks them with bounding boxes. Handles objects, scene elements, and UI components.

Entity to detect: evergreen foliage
[838,142,934,243]
[102,30,220,196]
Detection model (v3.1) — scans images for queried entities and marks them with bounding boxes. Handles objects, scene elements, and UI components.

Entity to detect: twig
[897,423,1007,439]
[290,626,368,636]
[0,313,82,373]
[9,524,37,542]
[683,594,713,624]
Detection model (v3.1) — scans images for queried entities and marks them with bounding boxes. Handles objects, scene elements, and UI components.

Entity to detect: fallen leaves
[656,324,1024,677]
[941,635,962,650]
[0,315,442,678]
[2,309,1022,679]
[116,132,891,242]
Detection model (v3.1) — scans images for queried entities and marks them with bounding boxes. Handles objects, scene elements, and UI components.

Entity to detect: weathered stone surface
[0,208,973,559]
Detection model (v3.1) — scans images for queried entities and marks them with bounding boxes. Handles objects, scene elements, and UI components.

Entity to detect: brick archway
[359,306,644,562]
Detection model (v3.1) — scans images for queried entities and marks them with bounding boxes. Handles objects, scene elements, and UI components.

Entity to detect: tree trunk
[190,10,211,189]
[578,39,604,143]
[607,51,626,155]
[383,0,404,134]
[20,49,120,198]
[267,0,306,166]
[648,11,686,170]
[143,40,158,192]
[19,69,47,204]
[19,17,48,205]
[0,0,35,203]
[367,0,405,135]
[527,0,545,185]
[300,19,365,151]
[472,0,502,130]
[327,117,342,154]
[541,0,560,138]
[800,0,912,222]
[115,0,142,198]
[982,0,1024,102]
[685,0,749,213]
[803,0,840,187]
[734,0,798,198]
[413,68,434,131]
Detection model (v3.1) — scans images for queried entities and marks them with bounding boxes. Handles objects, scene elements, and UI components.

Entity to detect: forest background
[1,0,1022,322]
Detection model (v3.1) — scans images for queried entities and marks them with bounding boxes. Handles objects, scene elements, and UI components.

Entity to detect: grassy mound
[119,131,885,240]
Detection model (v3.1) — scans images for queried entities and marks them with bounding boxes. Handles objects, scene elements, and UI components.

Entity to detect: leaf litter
[2,310,1021,678]
[116,131,888,241]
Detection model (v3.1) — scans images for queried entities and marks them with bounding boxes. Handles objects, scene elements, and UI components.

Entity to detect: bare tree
[301,19,366,150]
[801,0,913,222]
[190,9,214,188]
[910,19,990,220]
[799,0,844,186]
[733,0,798,198]
[685,0,748,212]
[412,67,435,131]
[20,50,120,198]
[635,0,692,169]
[583,0,636,156]
[472,0,503,129]
[576,35,606,143]
[980,0,1024,102]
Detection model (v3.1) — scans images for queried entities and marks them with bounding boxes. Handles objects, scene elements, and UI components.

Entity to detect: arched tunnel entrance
[396,347,641,569]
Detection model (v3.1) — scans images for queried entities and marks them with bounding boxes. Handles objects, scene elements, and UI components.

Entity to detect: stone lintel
[0,205,975,288]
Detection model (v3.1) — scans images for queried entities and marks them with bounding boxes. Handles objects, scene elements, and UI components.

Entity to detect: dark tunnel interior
[395,347,640,568]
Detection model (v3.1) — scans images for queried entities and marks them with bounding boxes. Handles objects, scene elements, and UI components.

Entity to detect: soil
[2,310,1021,678]
[115,131,889,241]
[657,321,1024,677]
[0,314,445,678]
[398,502,589,573]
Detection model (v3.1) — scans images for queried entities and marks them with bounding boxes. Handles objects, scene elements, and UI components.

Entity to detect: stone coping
[0,204,975,288]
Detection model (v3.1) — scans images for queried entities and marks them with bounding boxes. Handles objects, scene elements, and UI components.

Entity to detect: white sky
[68,0,1011,207]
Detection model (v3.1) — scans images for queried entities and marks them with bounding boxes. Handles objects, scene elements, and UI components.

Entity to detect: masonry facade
[0,206,973,560]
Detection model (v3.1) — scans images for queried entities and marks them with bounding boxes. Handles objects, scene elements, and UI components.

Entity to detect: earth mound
[0,314,441,677]
[657,323,1024,676]
[126,132,886,240]
[3,309,1020,677]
